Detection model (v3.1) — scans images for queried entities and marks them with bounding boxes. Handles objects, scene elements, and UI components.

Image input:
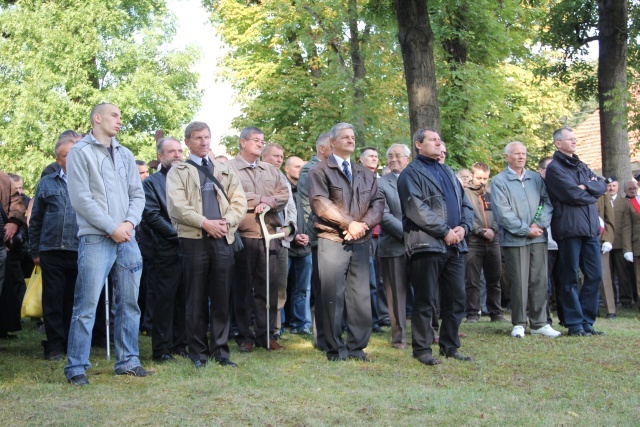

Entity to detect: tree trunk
[395,0,441,139]
[598,0,630,182]
[348,0,366,147]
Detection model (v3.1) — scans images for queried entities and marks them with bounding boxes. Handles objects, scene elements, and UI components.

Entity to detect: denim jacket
[29,171,79,257]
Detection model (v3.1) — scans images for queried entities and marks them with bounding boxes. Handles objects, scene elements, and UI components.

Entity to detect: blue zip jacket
[28,170,79,257]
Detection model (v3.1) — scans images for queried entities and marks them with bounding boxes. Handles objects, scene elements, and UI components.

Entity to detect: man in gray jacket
[491,141,561,339]
[378,143,411,349]
[64,103,151,385]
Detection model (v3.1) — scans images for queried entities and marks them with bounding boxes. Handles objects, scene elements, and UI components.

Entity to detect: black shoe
[567,330,592,337]
[116,366,155,377]
[348,354,371,362]
[153,354,175,363]
[606,313,617,319]
[327,355,347,361]
[585,328,605,336]
[45,351,64,361]
[173,349,189,358]
[67,374,89,386]
[439,348,474,362]
[194,360,207,369]
[372,325,385,334]
[415,353,439,366]
[466,316,479,324]
[215,357,237,368]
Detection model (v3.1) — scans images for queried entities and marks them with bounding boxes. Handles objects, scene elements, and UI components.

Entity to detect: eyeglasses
[387,154,408,160]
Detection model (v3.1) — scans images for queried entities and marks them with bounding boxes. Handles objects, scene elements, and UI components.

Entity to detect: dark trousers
[465,244,502,318]
[611,249,635,305]
[311,246,326,350]
[151,250,186,358]
[180,237,233,362]
[557,236,602,333]
[40,250,77,355]
[318,239,371,360]
[548,250,564,324]
[380,255,408,345]
[410,248,465,357]
[234,236,279,347]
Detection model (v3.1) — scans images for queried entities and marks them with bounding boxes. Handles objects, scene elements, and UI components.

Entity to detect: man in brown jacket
[308,122,384,361]
[228,127,292,352]
[463,162,505,323]
[0,171,27,297]
[597,180,616,319]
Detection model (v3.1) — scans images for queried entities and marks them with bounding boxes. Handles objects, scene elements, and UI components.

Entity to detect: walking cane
[258,206,285,350]
[104,277,111,361]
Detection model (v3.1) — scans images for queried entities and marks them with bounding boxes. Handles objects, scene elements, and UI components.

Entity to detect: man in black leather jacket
[142,137,187,362]
[398,128,474,366]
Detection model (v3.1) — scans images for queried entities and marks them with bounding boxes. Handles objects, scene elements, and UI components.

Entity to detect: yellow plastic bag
[21,266,43,318]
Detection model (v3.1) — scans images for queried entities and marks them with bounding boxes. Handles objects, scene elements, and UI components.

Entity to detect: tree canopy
[207,0,582,173]
[0,0,201,192]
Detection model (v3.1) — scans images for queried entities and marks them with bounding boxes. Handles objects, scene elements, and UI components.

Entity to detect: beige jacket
[227,155,290,238]
[166,157,247,242]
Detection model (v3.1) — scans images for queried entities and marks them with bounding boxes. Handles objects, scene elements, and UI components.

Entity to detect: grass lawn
[1,310,639,427]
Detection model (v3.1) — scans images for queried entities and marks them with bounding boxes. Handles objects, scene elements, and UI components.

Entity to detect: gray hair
[54,131,80,156]
[156,137,181,154]
[184,121,210,140]
[504,141,526,155]
[238,126,264,149]
[329,123,354,140]
[553,127,572,142]
[386,143,410,158]
[315,132,331,151]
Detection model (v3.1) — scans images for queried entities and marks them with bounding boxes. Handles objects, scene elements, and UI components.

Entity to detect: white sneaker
[510,325,525,338]
[531,324,562,338]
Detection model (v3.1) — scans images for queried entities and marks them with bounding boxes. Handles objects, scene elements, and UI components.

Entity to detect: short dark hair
[135,160,147,166]
[538,156,553,169]
[471,162,489,174]
[412,128,438,154]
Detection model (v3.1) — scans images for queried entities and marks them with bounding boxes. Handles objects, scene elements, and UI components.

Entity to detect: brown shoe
[257,339,285,351]
[392,343,407,350]
[238,342,254,353]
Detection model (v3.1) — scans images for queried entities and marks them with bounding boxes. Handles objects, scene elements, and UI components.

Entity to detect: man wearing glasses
[228,127,291,352]
[545,127,606,336]
[378,143,411,349]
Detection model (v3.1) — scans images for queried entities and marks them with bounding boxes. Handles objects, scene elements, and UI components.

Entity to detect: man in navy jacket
[545,127,606,336]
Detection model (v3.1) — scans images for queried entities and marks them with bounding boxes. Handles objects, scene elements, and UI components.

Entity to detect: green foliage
[0,0,202,192]
[208,0,580,172]
[206,0,409,159]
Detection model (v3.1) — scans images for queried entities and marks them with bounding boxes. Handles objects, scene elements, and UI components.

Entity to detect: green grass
[2,310,640,426]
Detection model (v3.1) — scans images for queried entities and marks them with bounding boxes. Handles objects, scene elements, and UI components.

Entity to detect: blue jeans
[288,254,312,330]
[557,236,602,333]
[64,236,143,378]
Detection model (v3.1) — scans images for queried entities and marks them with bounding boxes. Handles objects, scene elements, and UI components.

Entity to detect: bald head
[284,156,304,183]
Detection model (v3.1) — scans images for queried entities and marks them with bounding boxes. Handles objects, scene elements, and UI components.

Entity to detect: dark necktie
[342,161,352,183]
[202,158,208,167]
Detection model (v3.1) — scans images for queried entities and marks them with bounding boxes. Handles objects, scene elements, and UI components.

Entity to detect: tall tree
[394,0,441,137]
[0,0,201,191]
[539,0,639,181]
[206,0,409,157]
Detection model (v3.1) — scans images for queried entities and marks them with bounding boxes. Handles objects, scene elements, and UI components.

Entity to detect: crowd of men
[1,102,639,386]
